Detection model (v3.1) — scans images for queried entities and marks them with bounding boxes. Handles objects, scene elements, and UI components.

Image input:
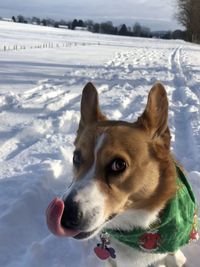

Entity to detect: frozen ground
[0,21,199,267]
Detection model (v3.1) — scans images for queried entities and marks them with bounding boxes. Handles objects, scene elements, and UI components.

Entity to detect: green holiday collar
[106,166,199,253]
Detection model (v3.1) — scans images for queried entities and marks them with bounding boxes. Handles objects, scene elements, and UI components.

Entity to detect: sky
[0,0,181,31]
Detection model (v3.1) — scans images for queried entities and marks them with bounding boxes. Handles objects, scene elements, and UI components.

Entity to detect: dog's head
[46,82,176,239]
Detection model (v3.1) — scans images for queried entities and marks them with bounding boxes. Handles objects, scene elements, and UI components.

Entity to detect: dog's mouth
[46,198,100,240]
[73,228,98,240]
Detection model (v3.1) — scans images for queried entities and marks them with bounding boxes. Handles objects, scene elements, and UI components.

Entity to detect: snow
[0,21,199,267]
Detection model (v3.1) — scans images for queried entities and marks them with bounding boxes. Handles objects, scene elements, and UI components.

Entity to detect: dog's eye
[109,158,126,174]
[73,151,82,167]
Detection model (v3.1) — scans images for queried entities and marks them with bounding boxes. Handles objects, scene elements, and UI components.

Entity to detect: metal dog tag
[94,232,116,260]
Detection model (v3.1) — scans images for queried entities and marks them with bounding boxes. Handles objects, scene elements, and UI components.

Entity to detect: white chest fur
[106,237,166,267]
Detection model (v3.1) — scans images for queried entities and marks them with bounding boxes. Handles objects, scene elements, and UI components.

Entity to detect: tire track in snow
[171,46,199,170]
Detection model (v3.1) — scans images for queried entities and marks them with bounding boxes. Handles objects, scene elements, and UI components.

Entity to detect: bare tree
[176,0,200,42]
[192,0,200,42]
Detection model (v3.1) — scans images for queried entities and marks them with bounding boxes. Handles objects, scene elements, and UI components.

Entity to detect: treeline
[176,0,200,43]
[11,15,57,27]
[88,21,153,38]
[8,15,185,40]
[10,15,152,37]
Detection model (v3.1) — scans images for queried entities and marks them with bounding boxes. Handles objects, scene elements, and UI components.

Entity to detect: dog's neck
[106,208,160,231]
[103,166,198,256]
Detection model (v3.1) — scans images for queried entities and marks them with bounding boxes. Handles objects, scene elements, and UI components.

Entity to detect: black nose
[61,198,83,230]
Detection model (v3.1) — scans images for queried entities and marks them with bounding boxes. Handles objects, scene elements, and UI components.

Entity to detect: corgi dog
[46,82,198,267]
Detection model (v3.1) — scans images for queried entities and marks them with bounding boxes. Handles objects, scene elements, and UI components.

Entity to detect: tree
[171,29,186,39]
[191,0,200,42]
[41,19,47,26]
[113,27,118,35]
[93,23,100,33]
[31,17,41,25]
[85,20,94,31]
[78,19,84,27]
[12,16,16,22]
[71,19,78,29]
[17,15,25,23]
[118,24,128,36]
[133,23,142,37]
[176,0,200,42]
[45,18,56,27]
[141,26,151,37]
[100,21,115,34]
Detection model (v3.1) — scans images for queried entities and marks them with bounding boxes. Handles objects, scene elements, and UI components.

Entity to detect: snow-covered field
[0,21,199,267]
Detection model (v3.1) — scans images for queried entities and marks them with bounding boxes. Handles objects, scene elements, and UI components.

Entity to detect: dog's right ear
[77,82,106,135]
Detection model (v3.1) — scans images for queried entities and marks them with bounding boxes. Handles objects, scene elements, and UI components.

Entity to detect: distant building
[58,25,69,29]
[0,18,13,22]
[75,26,88,31]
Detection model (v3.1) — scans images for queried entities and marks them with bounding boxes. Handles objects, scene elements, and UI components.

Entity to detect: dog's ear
[137,83,169,138]
[77,82,106,134]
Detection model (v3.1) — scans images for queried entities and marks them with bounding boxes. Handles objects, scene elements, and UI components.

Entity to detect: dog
[46,82,198,267]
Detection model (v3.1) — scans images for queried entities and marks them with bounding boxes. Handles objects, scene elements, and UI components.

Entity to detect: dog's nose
[61,198,83,230]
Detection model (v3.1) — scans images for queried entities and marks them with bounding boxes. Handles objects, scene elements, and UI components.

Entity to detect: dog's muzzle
[46,196,101,239]
[46,197,81,237]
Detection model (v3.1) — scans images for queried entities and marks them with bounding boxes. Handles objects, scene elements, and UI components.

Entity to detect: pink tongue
[46,197,80,237]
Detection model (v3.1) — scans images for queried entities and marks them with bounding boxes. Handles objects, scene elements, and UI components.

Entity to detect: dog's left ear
[77,82,106,134]
[137,83,169,139]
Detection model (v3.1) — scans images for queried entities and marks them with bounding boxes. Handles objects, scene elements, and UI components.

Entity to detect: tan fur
[74,82,177,223]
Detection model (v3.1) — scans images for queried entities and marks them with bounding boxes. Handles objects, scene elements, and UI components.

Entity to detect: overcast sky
[0,0,181,31]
